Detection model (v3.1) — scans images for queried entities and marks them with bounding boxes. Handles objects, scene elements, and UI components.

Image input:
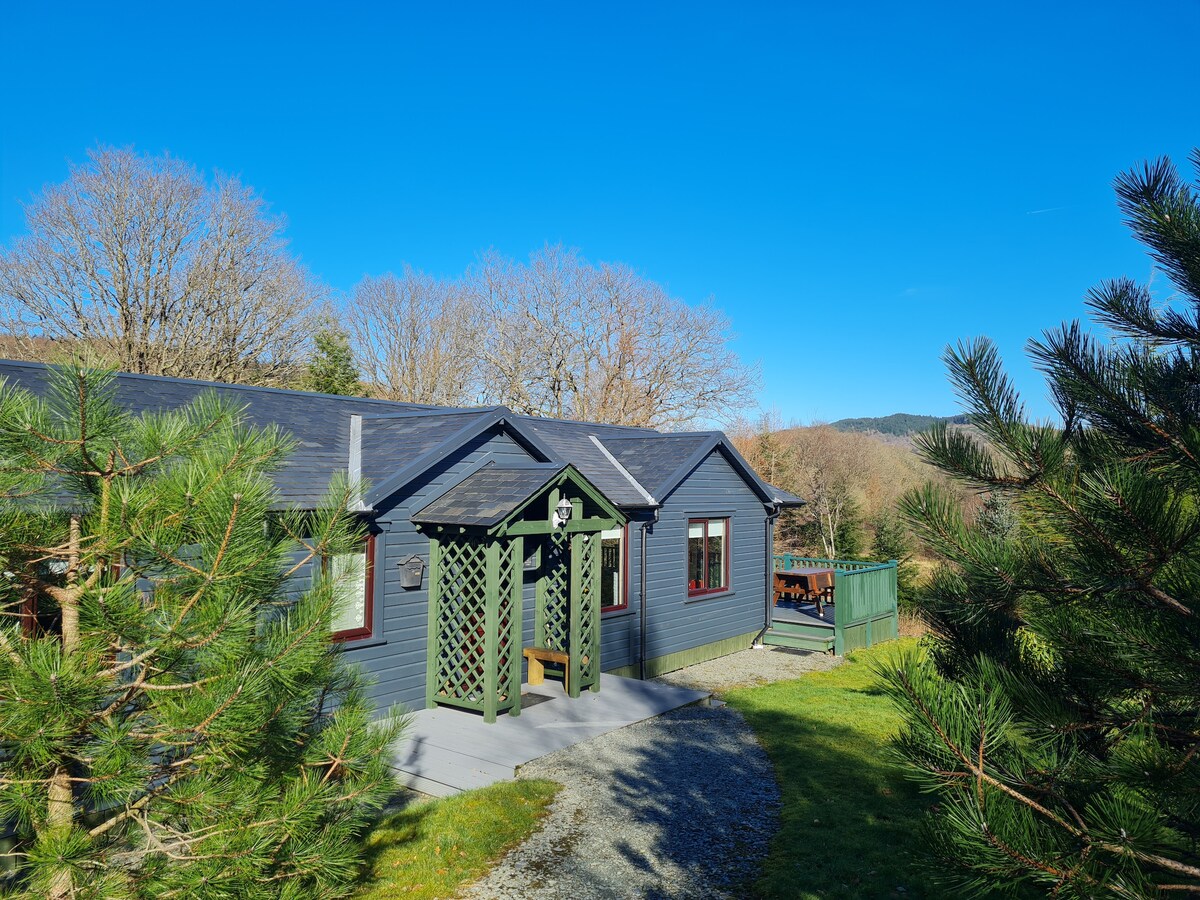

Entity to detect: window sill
[601,607,635,619]
[336,637,387,651]
[684,589,735,605]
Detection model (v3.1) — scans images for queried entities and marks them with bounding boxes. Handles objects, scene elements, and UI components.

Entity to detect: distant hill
[830,413,970,437]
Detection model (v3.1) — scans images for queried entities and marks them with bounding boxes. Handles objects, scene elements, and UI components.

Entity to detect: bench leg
[527,654,545,685]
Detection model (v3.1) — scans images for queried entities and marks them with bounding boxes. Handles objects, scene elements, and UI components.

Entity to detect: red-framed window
[600,526,628,613]
[324,534,375,641]
[687,518,729,596]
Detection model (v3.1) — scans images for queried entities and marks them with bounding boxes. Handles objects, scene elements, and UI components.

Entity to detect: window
[324,535,375,641]
[600,527,627,612]
[687,518,728,596]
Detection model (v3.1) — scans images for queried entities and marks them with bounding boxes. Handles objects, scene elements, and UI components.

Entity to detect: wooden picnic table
[773,567,836,616]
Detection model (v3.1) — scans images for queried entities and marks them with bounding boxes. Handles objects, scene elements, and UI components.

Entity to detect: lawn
[725,641,941,899]
[354,779,560,899]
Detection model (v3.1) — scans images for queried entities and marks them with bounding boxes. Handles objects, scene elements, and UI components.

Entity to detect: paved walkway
[463,646,842,899]
[391,674,708,796]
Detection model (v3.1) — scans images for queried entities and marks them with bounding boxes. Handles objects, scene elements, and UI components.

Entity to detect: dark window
[687,518,728,596]
[323,534,375,641]
[600,527,627,612]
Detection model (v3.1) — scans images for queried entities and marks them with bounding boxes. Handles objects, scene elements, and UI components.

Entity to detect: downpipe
[638,508,659,680]
[752,504,782,647]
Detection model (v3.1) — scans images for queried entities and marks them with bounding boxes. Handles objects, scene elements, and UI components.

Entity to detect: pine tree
[871,513,920,607]
[976,488,1017,540]
[302,326,360,396]
[0,364,401,898]
[878,152,1200,897]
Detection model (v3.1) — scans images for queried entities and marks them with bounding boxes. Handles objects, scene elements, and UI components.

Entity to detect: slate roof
[0,360,805,512]
[601,434,714,501]
[0,360,432,508]
[412,464,565,526]
[516,417,658,507]
[359,410,497,489]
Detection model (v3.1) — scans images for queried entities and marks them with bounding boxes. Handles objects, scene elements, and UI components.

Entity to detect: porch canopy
[413,462,627,722]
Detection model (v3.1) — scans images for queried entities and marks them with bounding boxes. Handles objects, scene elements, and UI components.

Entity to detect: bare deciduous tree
[0,146,323,385]
[344,246,757,428]
[464,246,757,428]
[346,267,481,405]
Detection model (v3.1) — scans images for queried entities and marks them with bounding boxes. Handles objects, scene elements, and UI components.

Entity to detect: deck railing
[772,555,899,654]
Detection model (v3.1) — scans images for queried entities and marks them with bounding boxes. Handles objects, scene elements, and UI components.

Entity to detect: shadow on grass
[354,645,938,899]
[726,648,943,899]
[354,780,560,900]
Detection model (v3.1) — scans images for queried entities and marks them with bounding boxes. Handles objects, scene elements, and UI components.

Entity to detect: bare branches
[0,146,323,386]
[346,246,758,429]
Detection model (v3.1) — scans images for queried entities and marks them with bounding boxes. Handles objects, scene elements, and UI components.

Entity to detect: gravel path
[462,647,842,899]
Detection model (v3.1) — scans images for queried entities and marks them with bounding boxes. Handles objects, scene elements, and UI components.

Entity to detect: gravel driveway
[462,646,842,899]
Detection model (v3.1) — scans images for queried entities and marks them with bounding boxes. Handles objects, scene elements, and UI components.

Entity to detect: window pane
[688,523,705,589]
[330,549,367,634]
[707,530,725,590]
[600,528,623,609]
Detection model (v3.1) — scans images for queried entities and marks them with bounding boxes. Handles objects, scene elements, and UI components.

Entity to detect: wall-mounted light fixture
[553,497,573,529]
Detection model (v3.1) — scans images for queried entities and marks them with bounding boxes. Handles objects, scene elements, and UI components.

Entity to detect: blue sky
[2,1,1196,423]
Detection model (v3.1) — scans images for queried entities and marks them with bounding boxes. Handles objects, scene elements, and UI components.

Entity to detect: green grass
[725,641,940,899]
[354,779,560,899]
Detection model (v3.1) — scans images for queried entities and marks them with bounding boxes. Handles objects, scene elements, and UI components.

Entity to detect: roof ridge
[0,358,440,410]
[603,431,715,442]
[590,435,656,505]
[360,406,503,422]
[516,413,659,433]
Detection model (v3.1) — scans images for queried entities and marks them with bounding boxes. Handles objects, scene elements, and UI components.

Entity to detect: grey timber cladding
[412,463,564,526]
[641,450,770,660]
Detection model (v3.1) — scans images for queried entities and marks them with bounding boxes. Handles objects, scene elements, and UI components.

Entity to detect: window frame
[599,524,630,614]
[323,533,376,642]
[686,517,731,597]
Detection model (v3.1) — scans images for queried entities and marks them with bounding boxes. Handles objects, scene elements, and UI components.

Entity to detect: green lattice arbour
[423,466,625,721]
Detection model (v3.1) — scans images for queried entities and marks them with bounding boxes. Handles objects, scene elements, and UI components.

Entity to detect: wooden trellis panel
[569,530,602,696]
[536,532,570,653]
[425,535,523,722]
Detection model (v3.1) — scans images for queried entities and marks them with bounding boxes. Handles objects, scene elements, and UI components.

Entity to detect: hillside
[830,412,969,437]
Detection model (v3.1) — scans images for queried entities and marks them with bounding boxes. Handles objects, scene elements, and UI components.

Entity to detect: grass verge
[725,641,939,899]
[354,779,560,899]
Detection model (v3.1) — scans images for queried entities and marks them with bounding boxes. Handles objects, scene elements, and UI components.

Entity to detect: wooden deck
[762,600,836,653]
[390,673,711,796]
[771,600,836,628]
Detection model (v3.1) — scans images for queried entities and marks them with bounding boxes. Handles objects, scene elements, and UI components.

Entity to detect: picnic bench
[773,567,836,617]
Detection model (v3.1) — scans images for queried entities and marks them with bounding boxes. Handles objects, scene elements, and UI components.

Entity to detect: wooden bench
[523,646,571,693]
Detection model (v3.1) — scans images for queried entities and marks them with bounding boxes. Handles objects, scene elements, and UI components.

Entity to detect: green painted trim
[763,631,835,652]
[604,630,761,679]
[589,530,601,693]
[568,532,583,698]
[424,537,442,710]
[483,538,500,723]
[508,536,524,718]
[768,620,836,639]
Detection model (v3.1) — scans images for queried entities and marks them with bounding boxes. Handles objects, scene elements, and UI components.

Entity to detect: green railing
[773,554,879,573]
[772,555,899,654]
